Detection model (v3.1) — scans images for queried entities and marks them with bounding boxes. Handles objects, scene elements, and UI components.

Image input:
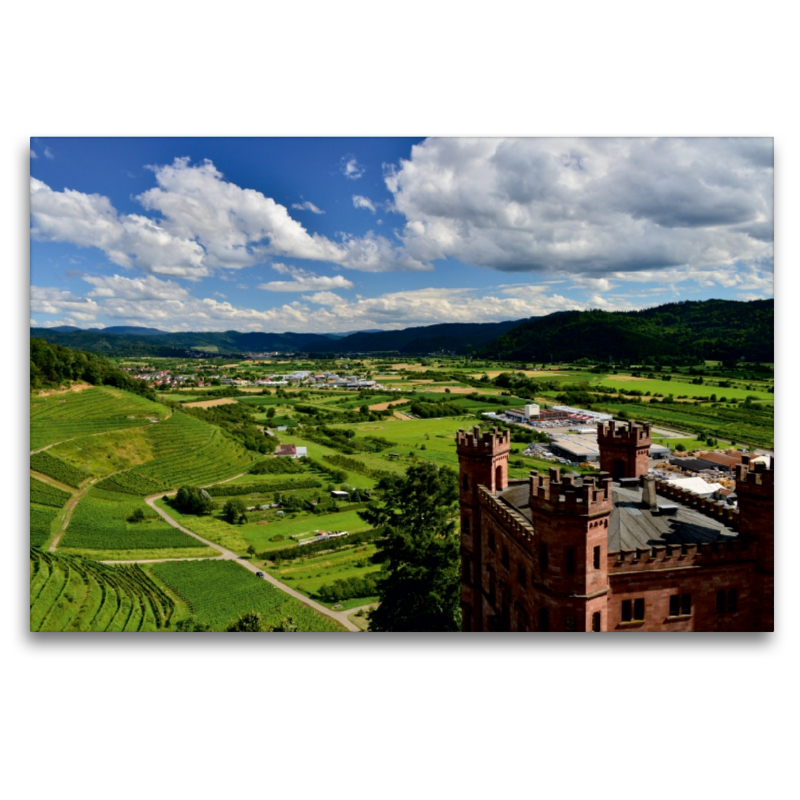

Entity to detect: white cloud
[258,264,355,292]
[291,201,325,214]
[386,137,774,281]
[352,195,376,213]
[30,149,37,159]
[341,156,365,179]
[31,158,428,277]
[301,291,344,306]
[44,147,54,159]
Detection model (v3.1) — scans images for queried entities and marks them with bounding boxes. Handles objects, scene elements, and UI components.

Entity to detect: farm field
[30,504,59,548]
[30,476,72,508]
[47,428,155,481]
[29,451,87,487]
[30,386,168,450]
[594,376,774,402]
[30,549,179,632]
[147,560,344,631]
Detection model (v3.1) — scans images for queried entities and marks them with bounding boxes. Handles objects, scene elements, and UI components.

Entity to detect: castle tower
[528,468,613,631]
[735,456,774,631]
[456,426,510,631]
[596,419,651,480]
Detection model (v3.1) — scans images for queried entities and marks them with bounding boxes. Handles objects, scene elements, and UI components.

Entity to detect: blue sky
[30,137,774,333]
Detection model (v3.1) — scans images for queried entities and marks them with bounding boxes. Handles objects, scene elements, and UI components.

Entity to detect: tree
[127,507,146,523]
[223,497,247,524]
[358,461,460,632]
[268,616,298,632]
[225,611,264,631]
[174,486,214,515]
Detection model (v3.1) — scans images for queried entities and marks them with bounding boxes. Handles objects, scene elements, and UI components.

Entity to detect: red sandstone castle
[456,421,774,632]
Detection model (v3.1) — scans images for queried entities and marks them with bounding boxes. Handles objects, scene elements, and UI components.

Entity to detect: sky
[29,137,774,334]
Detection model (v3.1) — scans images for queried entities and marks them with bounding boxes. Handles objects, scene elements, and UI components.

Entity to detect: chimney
[641,475,657,511]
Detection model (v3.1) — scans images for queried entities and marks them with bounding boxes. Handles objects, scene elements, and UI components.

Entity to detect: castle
[456,421,774,632]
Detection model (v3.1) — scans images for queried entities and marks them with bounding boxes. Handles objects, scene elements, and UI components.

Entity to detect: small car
[256,571,265,578]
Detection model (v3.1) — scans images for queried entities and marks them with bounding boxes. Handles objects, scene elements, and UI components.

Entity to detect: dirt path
[144,493,360,632]
[30,470,76,494]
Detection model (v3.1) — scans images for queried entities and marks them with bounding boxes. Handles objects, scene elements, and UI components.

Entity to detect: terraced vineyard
[30,451,87,487]
[30,387,167,450]
[149,560,344,631]
[103,412,257,492]
[60,487,202,551]
[30,549,177,632]
[30,476,71,508]
[30,504,58,548]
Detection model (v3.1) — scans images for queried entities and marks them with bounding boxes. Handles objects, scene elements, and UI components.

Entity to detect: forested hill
[30,338,156,399]
[479,299,773,363]
[29,318,529,357]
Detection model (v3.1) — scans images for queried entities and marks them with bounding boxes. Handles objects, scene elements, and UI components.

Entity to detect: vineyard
[107,412,257,492]
[148,560,344,631]
[205,477,322,497]
[30,451,87,488]
[30,386,167,450]
[30,549,177,632]
[60,487,202,551]
[30,477,71,508]
[30,504,58,548]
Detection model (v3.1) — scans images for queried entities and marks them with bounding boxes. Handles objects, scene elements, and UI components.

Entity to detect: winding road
[143,492,366,632]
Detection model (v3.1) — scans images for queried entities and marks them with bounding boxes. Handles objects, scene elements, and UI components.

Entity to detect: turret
[596,419,651,479]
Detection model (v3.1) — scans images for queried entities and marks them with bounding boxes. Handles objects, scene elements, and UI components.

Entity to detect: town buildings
[456,421,774,632]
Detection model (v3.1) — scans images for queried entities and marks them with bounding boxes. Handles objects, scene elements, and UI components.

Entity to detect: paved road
[144,493,361,632]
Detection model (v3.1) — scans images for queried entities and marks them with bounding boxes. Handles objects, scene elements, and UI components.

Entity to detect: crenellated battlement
[608,536,755,573]
[478,485,535,549]
[596,419,651,445]
[654,478,740,528]
[456,425,511,453]
[529,467,614,517]
[735,455,775,492]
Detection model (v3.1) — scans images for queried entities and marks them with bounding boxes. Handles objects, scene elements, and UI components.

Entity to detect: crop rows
[30,451,86,488]
[60,488,200,551]
[30,387,165,450]
[30,477,71,508]
[30,549,176,632]
[149,560,343,632]
[205,477,322,497]
[30,504,58,548]
[113,413,257,490]
[95,472,165,496]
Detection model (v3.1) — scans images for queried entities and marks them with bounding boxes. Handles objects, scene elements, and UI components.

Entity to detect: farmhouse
[274,444,308,458]
[457,421,773,632]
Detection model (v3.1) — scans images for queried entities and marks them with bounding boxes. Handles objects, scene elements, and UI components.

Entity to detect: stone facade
[457,422,774,633]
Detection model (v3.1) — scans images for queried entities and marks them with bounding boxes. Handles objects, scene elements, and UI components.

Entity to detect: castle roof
[496,478,738,552]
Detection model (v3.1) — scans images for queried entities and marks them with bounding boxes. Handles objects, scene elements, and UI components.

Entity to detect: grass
[47,428,155,481]
[594,376,774,403]
[147,560,344,631]
[157,499,372,554]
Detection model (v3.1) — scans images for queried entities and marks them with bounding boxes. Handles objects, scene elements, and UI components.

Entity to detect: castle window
[727,588,738,612]
[517,563,527,588]
[488,530,495,551]
[593,546,601,569]
[681,594,692,615]
[634,598,645,620]
[462,474,469,491]
[622,598,645,622]
[564,614,577,632]
[540,543,548,571]
[592,611,601,632]
[669,594,681,616]
[621,600,632,622]
[538,608,550,632]
[566,548,575,574]
[462,517,470,535]
[502,546,509,570]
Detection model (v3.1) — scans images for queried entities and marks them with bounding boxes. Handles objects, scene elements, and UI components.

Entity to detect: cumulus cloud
[352,195,376,213]
[291,201,325,214]
[44,147,54,159]
[341,156,365,179]
[30,149,37,159]
[258,264,355,292]
[31,158,428,277]
[386,137,774,281]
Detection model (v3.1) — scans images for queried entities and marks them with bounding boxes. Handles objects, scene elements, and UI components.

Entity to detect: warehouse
[547,436,600,463]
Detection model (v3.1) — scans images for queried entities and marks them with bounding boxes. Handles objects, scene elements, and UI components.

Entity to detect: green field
[30,504,59,548]
[30,549,178,632]
[30,476,72,508]
[30,387,168,450]
[147,560,344,631]
[30,451,87,487]
[47,428,155,482]
[595,376,774,402]
[60,487,203,551]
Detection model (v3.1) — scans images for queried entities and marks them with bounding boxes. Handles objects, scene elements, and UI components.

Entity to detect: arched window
[495,464,503,490]
[462,474,469,491]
